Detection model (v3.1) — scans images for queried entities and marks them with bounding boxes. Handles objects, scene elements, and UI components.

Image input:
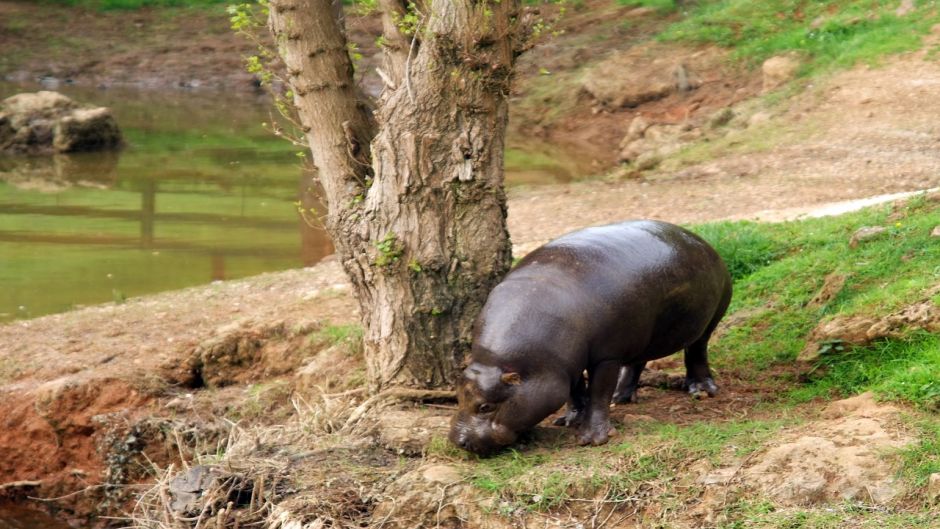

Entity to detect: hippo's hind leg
[577,360,620,446]
[684,297,729,398]
[684,336,718,398]
[612,361,646,404]
[553,372,588,427]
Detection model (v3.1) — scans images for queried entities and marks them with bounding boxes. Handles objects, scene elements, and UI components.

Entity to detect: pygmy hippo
[449,220,732,455]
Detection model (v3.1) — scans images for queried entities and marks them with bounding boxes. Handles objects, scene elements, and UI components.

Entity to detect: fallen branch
[344,388,455,430]
[0,480,41,491]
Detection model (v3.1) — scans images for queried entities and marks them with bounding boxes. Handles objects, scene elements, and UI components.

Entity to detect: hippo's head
[449,362,566,455]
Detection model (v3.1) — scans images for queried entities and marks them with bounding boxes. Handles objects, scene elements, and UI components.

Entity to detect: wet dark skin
[449,220,732,455]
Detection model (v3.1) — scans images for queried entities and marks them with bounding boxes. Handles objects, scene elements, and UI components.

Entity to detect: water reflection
[0,82,595,322]
[0,82,333,322]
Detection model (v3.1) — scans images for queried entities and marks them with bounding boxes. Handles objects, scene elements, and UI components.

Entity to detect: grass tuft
[692,221,787,281]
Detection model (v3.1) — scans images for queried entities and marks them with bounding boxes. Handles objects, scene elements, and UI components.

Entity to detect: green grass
[897,418,940,492]
[691,194,940,408]
[792,332,940,408]
[693,221,787,281]
[464,418,792,512]
[716,500,940,528]
[617,0,677,12]
[659,0,940,76]
[309,324,364,356]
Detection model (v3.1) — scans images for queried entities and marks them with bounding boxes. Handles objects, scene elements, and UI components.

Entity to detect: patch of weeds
[638,418,792,464]
[792,332,940,408]
[716,499,940,528]
[373,232,403,268]
[309,323,364,356]
[232,380,293,422]
[897,416,940,492]
[426,435,470,461]
[0,358,21,384]
[708,199,940,374]
[658,0,940,77]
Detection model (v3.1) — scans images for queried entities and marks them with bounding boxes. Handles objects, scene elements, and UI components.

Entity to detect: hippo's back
[476,220,731,364]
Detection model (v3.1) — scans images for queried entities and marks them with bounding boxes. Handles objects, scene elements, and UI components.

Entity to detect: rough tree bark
[269,0,524,391]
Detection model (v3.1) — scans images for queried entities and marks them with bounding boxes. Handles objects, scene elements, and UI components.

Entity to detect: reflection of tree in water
[0,151,120,192]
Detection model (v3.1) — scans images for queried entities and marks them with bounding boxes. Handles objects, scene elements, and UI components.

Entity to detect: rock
[931,225,940,238]
[762,54,801,92]
[581,45,722,109]
[622,115,651,145]
[643,124,681,143]
[635,151,663,171]
[0,91,122,155]
[3,91,77,119]
[53,107,121,152]
[896,0,915,16]
[799,301,940,362]
[372,466,513,529]
[747,111,772,127]
[708,107,735,129]
[376,410,450,455]
[618,138,651,163]
[849,226,888,248]
[807,273,847,309]
[624,6,656,18]
[738,393,909,505]
[928,473,940,503]
[168,465,223,514]
[421,464,463,485]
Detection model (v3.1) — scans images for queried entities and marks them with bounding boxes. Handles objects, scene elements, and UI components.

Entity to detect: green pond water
[0,83,594,323]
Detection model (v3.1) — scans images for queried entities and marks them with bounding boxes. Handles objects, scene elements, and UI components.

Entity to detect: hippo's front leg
[553,374,588,427]
[577,360,620,446]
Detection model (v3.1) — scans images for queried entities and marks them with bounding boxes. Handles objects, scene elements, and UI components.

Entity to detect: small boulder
[53,107,121,152]
[928,473,940,503]
[168,465,223,514]
[747,111,772,128]
[622,115,651,145]
[849,226,888,248]
[762,54,801,92]
[0,91,122,155]
[931,226,940,238]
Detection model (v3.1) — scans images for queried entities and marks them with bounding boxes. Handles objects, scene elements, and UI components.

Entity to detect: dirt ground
[3,2,940,526]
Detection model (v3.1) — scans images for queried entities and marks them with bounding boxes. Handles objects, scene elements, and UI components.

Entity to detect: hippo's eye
[478,403,494,413]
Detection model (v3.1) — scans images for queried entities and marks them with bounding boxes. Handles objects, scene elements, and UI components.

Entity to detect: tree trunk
[270,0,519,391]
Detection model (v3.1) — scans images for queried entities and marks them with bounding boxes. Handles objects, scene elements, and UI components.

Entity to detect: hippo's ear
[500,372,522,385]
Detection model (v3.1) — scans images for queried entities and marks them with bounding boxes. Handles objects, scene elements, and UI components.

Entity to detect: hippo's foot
[686,377,718,399]
[611,387,639,405]
[576,420,613,446]
[553,408,585,428]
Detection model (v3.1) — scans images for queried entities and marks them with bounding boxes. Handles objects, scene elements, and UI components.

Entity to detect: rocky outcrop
[0,91,122,154]
[762,53,801,92]
[617,115,704,168]
[581,45,724,110]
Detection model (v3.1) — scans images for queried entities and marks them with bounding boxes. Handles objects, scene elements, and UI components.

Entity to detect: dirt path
[509,48,940,249]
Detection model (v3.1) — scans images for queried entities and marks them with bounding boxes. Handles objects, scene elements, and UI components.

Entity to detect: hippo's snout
[449,413,518,456]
